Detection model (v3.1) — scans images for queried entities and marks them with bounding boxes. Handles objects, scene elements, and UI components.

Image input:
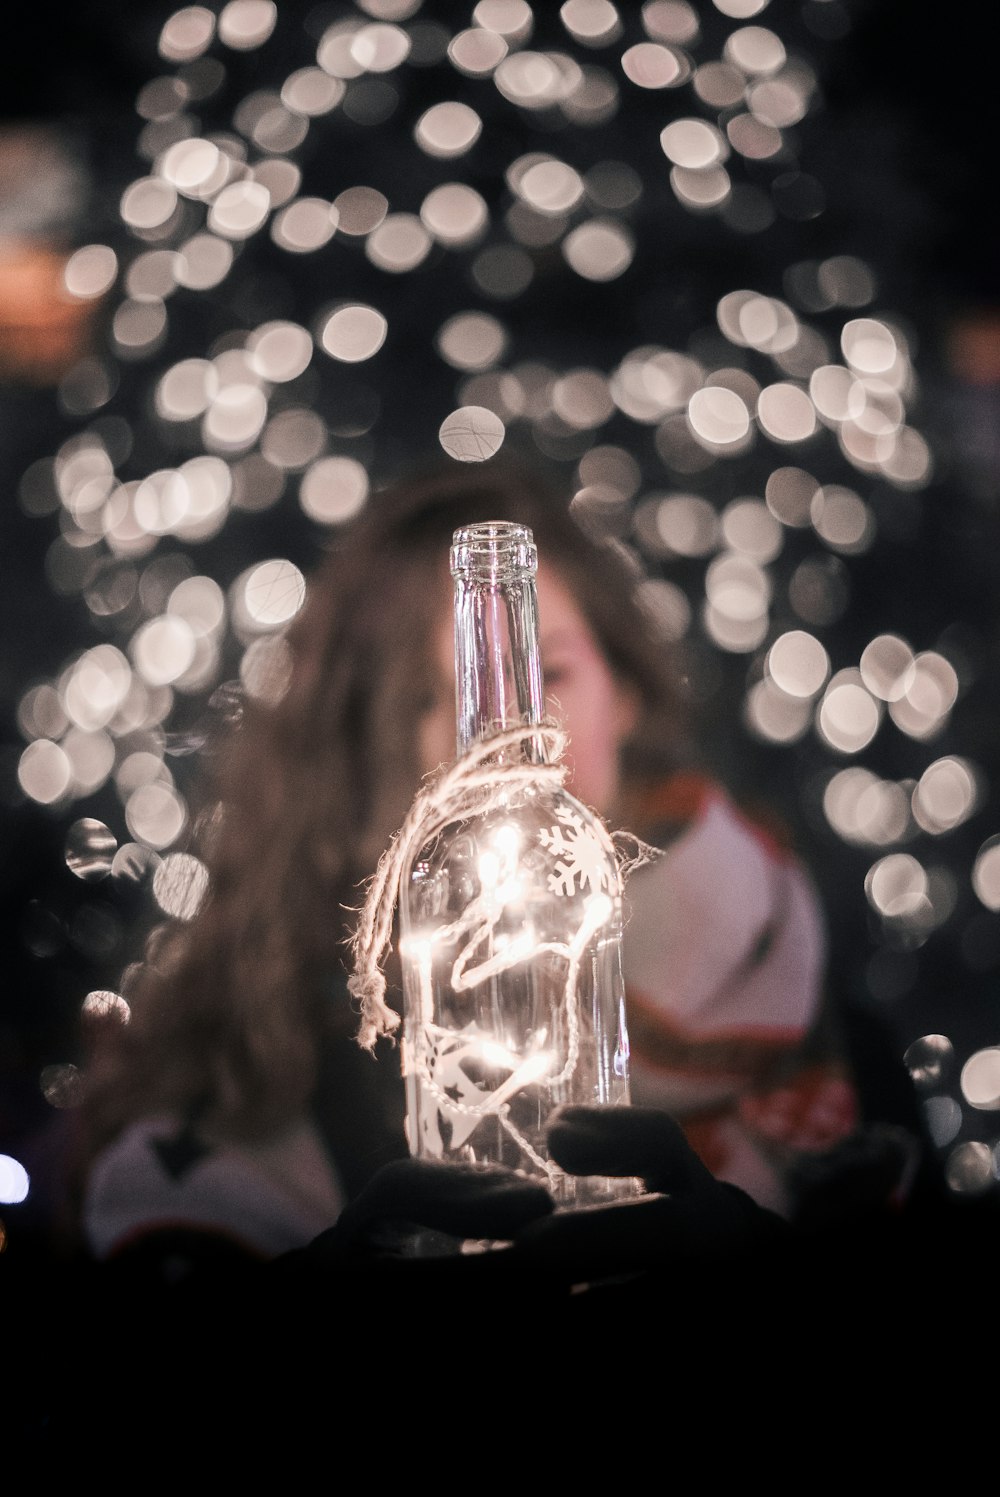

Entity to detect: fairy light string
[347,719,657,1049]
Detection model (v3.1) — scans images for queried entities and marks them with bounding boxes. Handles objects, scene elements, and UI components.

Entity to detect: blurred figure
[74,457,916,1278]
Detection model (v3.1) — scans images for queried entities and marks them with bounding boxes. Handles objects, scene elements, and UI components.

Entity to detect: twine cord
[346,720,660,1052]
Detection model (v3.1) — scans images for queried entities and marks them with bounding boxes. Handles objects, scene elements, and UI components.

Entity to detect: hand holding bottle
[291,1104,789,1286]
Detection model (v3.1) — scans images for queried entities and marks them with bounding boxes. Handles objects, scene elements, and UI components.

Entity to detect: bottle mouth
[451,521,537,577]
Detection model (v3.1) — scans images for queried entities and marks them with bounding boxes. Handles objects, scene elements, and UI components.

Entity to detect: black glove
[510,1104,791,1282]
[281,1105,788,1288]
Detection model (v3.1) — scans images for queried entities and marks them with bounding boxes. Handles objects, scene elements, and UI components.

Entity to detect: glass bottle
[399,520,637,1209]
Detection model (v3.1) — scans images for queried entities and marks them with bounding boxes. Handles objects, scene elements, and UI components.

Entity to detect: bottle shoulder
[402,783,622,905]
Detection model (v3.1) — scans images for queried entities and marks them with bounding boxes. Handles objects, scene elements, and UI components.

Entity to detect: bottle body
[401,783,634,1205]
[398,519,637,1207]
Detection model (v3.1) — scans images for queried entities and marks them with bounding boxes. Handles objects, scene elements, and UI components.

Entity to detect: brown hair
[80,454,687,1155]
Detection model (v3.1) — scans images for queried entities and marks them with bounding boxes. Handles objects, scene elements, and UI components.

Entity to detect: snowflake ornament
[538,807,617,897]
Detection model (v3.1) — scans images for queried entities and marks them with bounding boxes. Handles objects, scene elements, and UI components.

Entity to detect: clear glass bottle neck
[450,522,545,758]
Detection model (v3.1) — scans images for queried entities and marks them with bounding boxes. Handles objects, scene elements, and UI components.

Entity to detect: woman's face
[418,562,638,818]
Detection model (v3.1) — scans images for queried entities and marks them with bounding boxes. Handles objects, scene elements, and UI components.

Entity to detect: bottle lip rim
[451,520,537,575]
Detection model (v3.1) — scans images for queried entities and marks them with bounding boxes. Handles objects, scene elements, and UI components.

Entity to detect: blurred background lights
[823,767,912,847]
[64,244,118,299]
[560,0,622,44]
[810,484,874,553]
[65,818,117,880]
[912,757,978,835]
[745,678,812,743]
[660,117,727,170]
[299,456,370,525]
[859,634,916,702]
[437,312,508,371]
[721,497,782,561]
[767,630,829,698]
[865,852,927,919]
[175,233,234,289]
[125,781,188,849]
[945,1141,995,1196]
[904,1033,954,1094]
[203,384,269,449]
[621,42,685,89]
[449,27,509,76]
[281,67,346,116]
[366,213,433,272]
[888,652,959,739]
[121,176,178,232]
[705,550,770,621]
[239,634,294,704]
[156,359,218,421]
[320,304,388,361]
[972,837,1000,912]
[152,851,210,920]
[841,317,897,374]
[237,558,306,630]
[562,218,634,281]
[0,1156,30,1206]
[158,5,217,62]
[40,1063,84,1109]
[756,382,816,443]
[473,0,534,38]
[688,386,750,444]
[271,197,337,253]
[159,136,223,197]
[332,186,388,235]
[261,409,327,470]
[960,1048,1000,1111]
[420,182,489,246]
[439,405,506,461]
[218,0,278,52]
[766,465,819,527]
[82,989,131,1023]
[207,180,271,239]
[131,615,198,686]
[18,740,72,806]
[415,101,482,157]
[923,1095,962,1149]
[818,670,881,754]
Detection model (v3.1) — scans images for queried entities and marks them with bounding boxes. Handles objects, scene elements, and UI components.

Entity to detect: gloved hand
[281,1105,789,1291]
[511,1104,791,1284]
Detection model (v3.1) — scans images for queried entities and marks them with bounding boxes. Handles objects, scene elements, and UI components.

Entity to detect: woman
[78,454,872,1272]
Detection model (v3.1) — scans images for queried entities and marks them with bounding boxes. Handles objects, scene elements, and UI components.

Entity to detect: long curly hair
[80,454,687,1156]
